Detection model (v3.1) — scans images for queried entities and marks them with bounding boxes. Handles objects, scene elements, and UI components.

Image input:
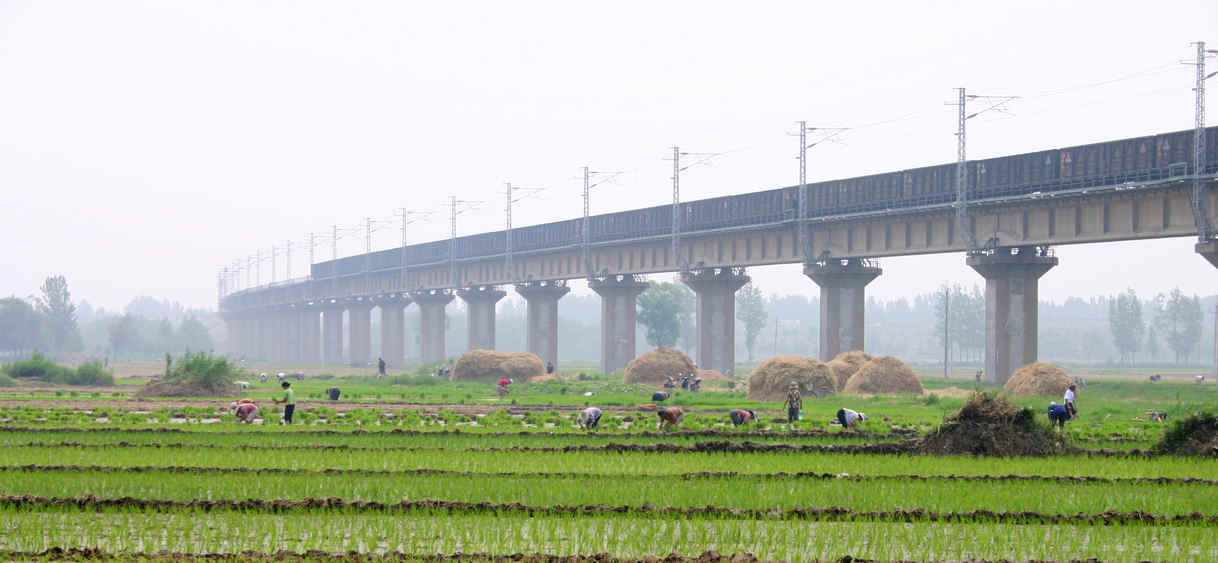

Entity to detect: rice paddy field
[1,370,1216,561]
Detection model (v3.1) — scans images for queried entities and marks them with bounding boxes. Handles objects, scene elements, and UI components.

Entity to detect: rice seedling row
[0,467,1212,516]
[5,444,1213,478]
[0,507,1213,561]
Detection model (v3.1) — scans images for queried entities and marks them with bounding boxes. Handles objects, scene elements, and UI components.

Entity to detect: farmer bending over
[233,399,259,424]
[274,381,296,425]
[578,406,602,430]
[1047,402,1071,429]
[835,407,867,432]
[728,409,757,427]
[782,382,802,424]
[656,406,684,430]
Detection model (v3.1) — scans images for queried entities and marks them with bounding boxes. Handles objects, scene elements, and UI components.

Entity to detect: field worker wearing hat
[728,408,757,427]
[835,407,867,432]
[782,382,802,424]
[578,406,602,430]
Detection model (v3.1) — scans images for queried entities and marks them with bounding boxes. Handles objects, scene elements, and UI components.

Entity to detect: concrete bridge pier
[967,246,1058,383]
[379,296,410,372]
[412,289,454,365]
[258,313,276,362]
[590,275,649,376]
[279,308,300,364]
[347,301,373,368]
[322,305,345,366]
[805,258,882,361]
[458,286,506,351]
[516,281,570,369]
[681,267,749,375]
[298,308,321,365]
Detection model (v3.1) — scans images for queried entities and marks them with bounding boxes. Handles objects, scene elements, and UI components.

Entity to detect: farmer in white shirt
[835,407,867,432]
[1063,384,1078,419]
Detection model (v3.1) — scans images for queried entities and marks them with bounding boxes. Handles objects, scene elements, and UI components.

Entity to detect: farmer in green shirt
[274,381,296,424]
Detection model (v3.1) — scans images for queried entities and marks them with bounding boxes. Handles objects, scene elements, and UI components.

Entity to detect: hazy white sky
[1,1,1215,310]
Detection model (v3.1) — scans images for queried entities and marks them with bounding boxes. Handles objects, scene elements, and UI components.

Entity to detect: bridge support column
[682,268,749,375]
[1197,241,1218,270]
[258,312,275,362]
[298,308,321,365]
[967,247,1057,384]
[459,286,506,351]
[379,296,410,372]
[412,289,454,365]
[516,281,570,369]
[805,259,882,361]
[322,306,345,366]
[590,275,649,376]
[279,308,300,364]
[347,302,373,368]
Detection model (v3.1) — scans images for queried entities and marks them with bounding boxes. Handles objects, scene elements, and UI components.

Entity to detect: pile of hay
[746,355,836,401]
[1150,412,1218,456]
[623,348,696,386]
[138,379,239,398]
[842,356,923,395]
[920,393,1068,456]
[450,350,544,383]
[695,369,728,381]
[1003,362,1070,396]
[827,351,873,391]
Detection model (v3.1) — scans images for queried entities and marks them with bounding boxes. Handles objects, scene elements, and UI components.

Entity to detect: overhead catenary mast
[667,147,725,271]
[946,87,1018,254]
[1187,41,1218,241]
[580,166,622,278]
[795,122,849,263]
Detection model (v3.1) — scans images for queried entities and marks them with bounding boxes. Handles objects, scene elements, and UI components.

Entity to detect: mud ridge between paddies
[0,400,747,416]
[0,548,1132,563]
[0,426,920,439]
[3,494,1214,525]
[6,439,1156,456]
[8,464,1217,486]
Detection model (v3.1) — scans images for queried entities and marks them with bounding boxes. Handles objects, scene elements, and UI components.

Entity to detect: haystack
[842,356,923,395]
[450,350,544,383]
[1150,413,1218,456]
[828,350,873,391]
[695,369,728,381]
[747,355,836,401]
[920,393,1068,456]
[138,379,239,398]
[623,348,696,386]
[1003,362,1070,396]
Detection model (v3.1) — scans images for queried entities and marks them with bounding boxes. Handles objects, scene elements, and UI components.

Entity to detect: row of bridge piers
[225,245,1177,382]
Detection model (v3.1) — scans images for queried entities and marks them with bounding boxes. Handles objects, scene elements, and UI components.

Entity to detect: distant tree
[177,317,214,353]
[1153,288,1203,364]
[637,282,690,349]
[735,283,768,363]
[107,314,141,359]
[35,276,81,356]
[155,318,175,354]
[933,284,985,363]
[1108,288,1144,366]
[0,297,43,358]
[1145,325,1160,362]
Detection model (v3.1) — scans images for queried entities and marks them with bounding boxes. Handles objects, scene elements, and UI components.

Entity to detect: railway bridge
[219,127,1218,383]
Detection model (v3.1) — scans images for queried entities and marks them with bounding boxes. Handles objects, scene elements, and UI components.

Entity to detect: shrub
[0,373,14,387]
[70,361,114,386]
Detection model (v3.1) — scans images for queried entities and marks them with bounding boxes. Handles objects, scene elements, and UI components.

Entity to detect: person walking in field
[656,406,684,430]
[274,381,296,425]
[835,407,867,432]
[728,408,757,427]
[578,406,602,430]
[782,382,802,424]
[1063,384,1078,419]
[377,357,386,378]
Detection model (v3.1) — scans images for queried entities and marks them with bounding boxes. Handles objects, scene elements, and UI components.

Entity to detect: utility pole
[448,196,484,286]
[795,122,849,263]
[286,240,292,280]
[1187,41,1218,241]
[247,255,254,287]
[504,182,544,279]
[331,225,338,262]
[580,166,621,278]
[400,208,408,290]
[256,249,262,286]
[946,88,1017,254]
[666,147,725,271]
[308,233,315,267]
[271,245,277,283]
[671,146,681,270]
